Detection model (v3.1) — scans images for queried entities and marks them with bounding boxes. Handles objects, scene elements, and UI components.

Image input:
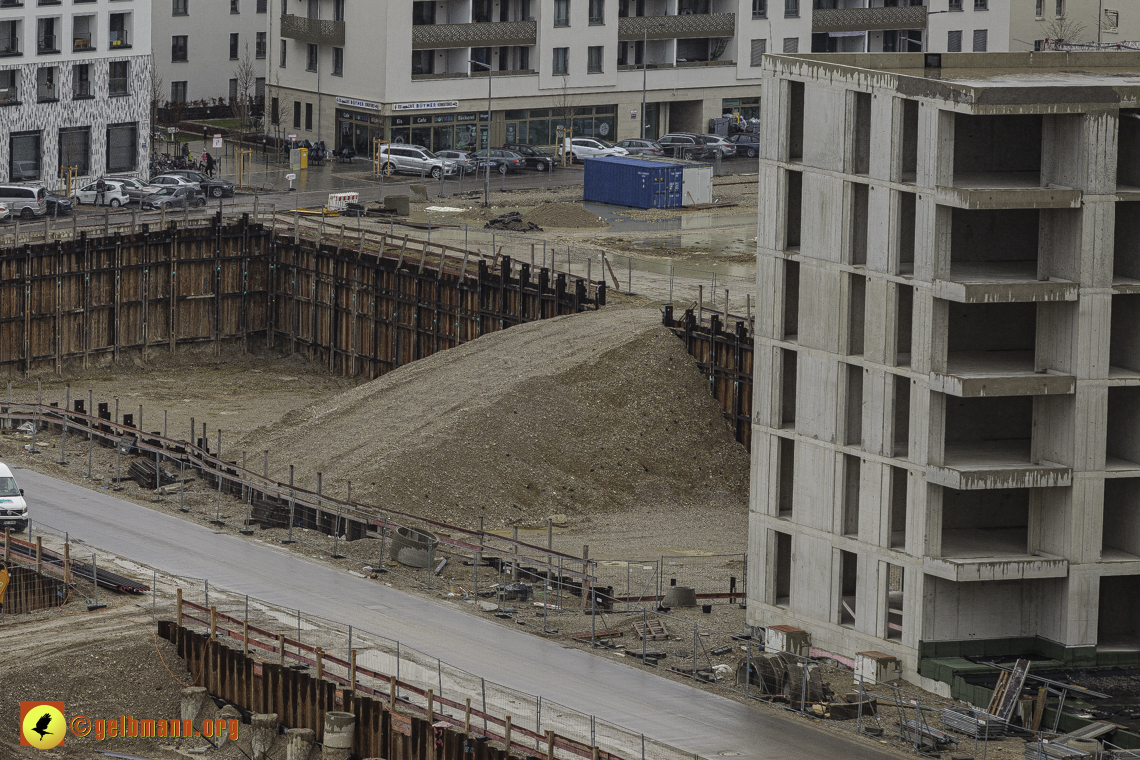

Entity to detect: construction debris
[483,211,542,232]
[127,460,180,490]
[633,619,669,641]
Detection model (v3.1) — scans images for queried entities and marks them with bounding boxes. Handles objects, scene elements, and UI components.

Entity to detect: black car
[727,132,760,158]
[157,169,235,198]
[45,192,74,215]
[140,186,207,210]
[501,144,555,171]
[469,149,525,174]
[657,133,715,159]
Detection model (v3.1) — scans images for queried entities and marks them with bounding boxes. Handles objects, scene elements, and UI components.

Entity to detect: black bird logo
[31,711,53,740]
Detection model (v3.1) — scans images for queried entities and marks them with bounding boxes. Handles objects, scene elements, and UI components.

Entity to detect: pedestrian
[95,176,106,207]
[182,141,189,161]
[201,149,208,173]
[205,152,215,178]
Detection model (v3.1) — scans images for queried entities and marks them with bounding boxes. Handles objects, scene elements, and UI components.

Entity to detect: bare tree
[1040,13,1089,47]
[148,54,164,129]
[551,76,581,165]
[231,43,258,142]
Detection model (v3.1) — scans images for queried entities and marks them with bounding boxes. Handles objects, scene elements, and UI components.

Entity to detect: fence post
[205,578,209,608]
[745,638,751,697]
[209,606,217,640]
[152,569,157,624]
[389,675,397,710]
[92,553,99,607]
[692,623,698,682]
[481,678,487,732]
[350,649,357,696]
[856,674,864,733]
[427,689,434,721]
[504,715,511,751]
[278,633,286,666]
[176,588,183,626]
[464,698,471,735]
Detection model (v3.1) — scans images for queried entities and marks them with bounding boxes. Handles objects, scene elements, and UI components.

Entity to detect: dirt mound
[485,211,543,232]
[521,202,609,229]
[239,305,747,528]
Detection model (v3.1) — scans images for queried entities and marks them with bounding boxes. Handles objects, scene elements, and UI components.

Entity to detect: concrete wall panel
[792,440,838,533]
[794,352,839,443]
[802,84,846,172]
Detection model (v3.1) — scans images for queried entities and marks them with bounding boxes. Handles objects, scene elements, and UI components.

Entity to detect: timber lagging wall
[0,215,599,378]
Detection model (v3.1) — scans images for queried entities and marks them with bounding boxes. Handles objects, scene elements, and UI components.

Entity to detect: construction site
[10,50,1140,760]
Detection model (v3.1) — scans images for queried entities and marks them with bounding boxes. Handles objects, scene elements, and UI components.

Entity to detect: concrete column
[286,728,316,760]
[180,687,208,723]
[217,705,242,749]
[251,714,279,760]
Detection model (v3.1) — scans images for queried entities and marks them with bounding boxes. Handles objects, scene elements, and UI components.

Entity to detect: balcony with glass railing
[0,36,19,56]
[109,30,130,49]
[0,83,18,104]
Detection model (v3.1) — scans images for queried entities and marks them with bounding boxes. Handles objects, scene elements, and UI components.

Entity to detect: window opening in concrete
[844,363,863,446]
[941,487,1030,557]
[953,113,1042,187]
[945,395,1033,469]
[850,91,871,175]
[885,564,904,640]
[774,530,792,607]
[893,374,910,458]
[781,348,797,429]
[1107,387,1140,469]
[783,258,800,339]
[777,437,795,518]
[1114,202,1140,286]
[889,465,907,550]
[898,191,916,275]
[1111,294,1140,376]
[895,284,913,367]
[842,453,860,536]
[1098,576,1140,651]
[786,170,802,250]
[838,550,858,627]
[1102,479,1140,561]
[788,80,804,161]
[1117,110,1140,190]
[947,301,1037,379]
[900,99,918,183]
[851,183,869,266]
[847,273,866,355]
[950,208,1040,281]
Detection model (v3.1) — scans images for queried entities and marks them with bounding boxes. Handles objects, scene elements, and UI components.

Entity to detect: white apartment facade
[0,0,151,185]
[153,0,269,106]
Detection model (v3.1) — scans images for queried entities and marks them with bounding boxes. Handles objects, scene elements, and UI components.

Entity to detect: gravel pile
[239,305,748,529]
[521,202,609,229]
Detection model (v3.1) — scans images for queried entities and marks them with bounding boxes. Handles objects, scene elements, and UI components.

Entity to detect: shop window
[106,122,136,172]
[58,126,90,176]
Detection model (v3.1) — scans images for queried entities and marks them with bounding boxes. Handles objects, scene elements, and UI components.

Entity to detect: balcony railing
[411,68,536,80]
[73,79,91,98]
[411,20,537,50]
[618,59,734,69]
[0,36,20,56]
[109,30,130,48]
[36,84,57,101]
[811,5,926,33]
[617,13,735,41]
[73,32,92,51]
[37,34,59,54]
[280,14,345,46]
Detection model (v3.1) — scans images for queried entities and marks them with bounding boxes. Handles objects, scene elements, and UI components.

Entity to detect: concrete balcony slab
[930,351,1075,397]
[928,441,1071,490]
[280,14,345,46]
[936,178,1081,210]
[1107,366,1140,387]
[811,5,926,33]
[934,263,1078,303]
[923,553,1069,582]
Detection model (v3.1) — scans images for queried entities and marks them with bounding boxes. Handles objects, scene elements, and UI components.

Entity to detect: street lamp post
[470,59,492,207]
[641,22,669,140]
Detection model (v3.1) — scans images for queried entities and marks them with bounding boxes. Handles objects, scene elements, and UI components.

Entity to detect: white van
[0,462,28,533]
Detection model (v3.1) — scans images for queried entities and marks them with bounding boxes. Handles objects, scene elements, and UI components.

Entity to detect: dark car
[657,133,715,159]
[155,169,235,198]
[469,149,525,174]
[613,139,665,157]
[728,132,760,158]
[140,186,206,211]
[45,192,74,215]
[501,144,555,171]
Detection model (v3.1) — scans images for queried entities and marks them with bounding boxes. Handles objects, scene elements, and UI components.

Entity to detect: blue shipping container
[582,156,684,209]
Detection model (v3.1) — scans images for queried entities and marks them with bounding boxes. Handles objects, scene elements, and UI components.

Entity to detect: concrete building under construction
[747,50,1140,690]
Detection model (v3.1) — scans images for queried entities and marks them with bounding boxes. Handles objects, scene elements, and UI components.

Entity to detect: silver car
[435,150,477,174]
[377,145,457,179]
[108,176,159,202]
[702,134,736,157]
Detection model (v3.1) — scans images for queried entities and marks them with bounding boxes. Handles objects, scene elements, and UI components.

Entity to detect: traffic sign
[212,134,223,149]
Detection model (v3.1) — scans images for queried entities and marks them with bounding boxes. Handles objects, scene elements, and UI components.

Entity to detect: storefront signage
[336,96,381,111]
[393,101,459,111]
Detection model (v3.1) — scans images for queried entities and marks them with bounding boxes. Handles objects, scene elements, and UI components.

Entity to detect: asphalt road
[19,467,899,760]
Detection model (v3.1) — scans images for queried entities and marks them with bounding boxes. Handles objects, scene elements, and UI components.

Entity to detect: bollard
[176,588,183,625]
[285,728,315,760]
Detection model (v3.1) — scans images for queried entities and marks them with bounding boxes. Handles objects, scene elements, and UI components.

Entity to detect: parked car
[469,149,525,174]
[75,179,129,207]
[0,183,47,218]
[0,202,11,223]
[558,137,628,162]
[727,132,760,158]
[44,192,73,215]
[613,139,665,157]
[501,143,556,171]
[434,150,477,174]
[657,133,715,159]
[377,145,457,179]
[148,174,201,192]
[702,134,736,157]
[156,169,235,198]
[108,175,160,202]
[139,186,207,211]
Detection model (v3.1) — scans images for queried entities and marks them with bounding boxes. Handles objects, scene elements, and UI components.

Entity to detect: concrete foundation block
[409,184,428,202]
[383,195,410,216]
[180,687,209,722]
[217,705,242,748]
[322,711,355,760]
[251,713,279,760]
[855,651,901,683]
[286,727,316,760]
[765,625,810,656]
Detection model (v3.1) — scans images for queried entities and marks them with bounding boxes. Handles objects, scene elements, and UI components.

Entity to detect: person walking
[201,148,208,173]
[182,141,190,162]
[204,152,215,178]
[95,176,106,207]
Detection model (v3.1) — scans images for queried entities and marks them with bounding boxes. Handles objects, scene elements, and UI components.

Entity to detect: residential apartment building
[748,50,1140,683]
[0,0,151,186]
[153,0,269,106]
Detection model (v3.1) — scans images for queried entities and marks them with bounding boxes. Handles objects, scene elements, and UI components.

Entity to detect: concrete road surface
[20,467,900,760]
